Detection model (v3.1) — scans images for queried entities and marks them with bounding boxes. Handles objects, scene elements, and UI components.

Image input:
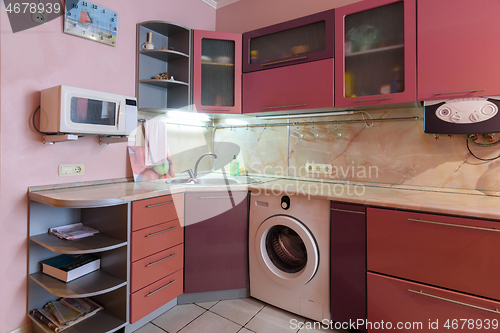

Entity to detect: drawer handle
[202,108,231,112]
[331,208,365,215]
[146,226,178,237]
[146,200,176,208]
[260,104,307,110]
[145,279,177,297]
[407,218,500,233]
[433,89,486,95]
[261,56,307,66]
[146,253,178,267]
[199,196,234,199]
[353,97,393,103]
[408,290,500,315]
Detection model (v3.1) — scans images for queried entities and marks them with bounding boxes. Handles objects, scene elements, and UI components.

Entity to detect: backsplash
[213,108,500,193]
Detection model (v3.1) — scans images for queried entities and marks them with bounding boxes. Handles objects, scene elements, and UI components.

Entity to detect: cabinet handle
[146,253,178,267]
[261,56,307,66]
[330,208,365,215]
[433,89,486,95]
[146,226,178,237]
[146,200,175,208]
[199,196,234,199]
[408,289,500,315]
[145,279,177,297]
[407,218,500,233]
[202,108,231,112]
[353,97,393,103]
[260,104,307,110]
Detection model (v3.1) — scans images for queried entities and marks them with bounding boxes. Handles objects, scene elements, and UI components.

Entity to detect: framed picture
[64,0,117,46]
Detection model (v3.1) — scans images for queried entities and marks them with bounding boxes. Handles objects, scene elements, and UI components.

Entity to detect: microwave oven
[40,85,138,136]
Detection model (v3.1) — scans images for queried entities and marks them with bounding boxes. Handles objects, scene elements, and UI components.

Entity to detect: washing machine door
[255,215,319,288]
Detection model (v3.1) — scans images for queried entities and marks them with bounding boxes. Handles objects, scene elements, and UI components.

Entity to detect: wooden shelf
[30,270,127,298]
[201,62,235,67]
[139,79,189,88]
[141,21,190,37]
[139,49,189,62]
[346,44,404,57]
[29,309,126,333]
[30,233,126,254]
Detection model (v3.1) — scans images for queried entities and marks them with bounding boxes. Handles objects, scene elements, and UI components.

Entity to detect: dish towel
[144,117,168,166]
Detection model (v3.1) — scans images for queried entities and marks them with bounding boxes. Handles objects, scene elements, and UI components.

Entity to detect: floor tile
[210,297,266,326]
[196,300,219,310]
[179,311,241,333]
[237,328,255,333]
[297,320,350,333]
[245,304,306,333]
[152,303,205,333]
[133,323,167,333]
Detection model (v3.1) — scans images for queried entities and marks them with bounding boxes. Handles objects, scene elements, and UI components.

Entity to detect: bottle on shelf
[230,155,239,176]
[390,66,404,93]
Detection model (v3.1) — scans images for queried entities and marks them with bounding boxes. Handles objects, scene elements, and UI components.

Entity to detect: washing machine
[249,192,331,322]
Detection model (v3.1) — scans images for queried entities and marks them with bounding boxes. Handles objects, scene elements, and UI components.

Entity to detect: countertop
[28,175,500,221]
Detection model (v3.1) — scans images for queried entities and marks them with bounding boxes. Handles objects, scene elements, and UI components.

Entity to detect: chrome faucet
[193,153,218,179]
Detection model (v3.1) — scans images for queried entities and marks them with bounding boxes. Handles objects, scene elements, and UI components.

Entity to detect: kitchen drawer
[242,59,334,114]
[131,194,184,231]
[131,218,183,262]
[131,244,184,293]
[367,208,500,300]
[130,269,183,324]
[367,272,500,332]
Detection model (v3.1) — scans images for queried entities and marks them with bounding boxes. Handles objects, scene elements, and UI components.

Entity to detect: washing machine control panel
[281,196,290,210]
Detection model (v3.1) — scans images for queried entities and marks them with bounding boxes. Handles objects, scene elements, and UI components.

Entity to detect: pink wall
[215,0,362,33]
[0,1,215,331]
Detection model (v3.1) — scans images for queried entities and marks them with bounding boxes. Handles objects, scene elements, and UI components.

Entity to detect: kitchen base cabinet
[184,191,249,294]
[367,272,500,332]
[330,202,366,331]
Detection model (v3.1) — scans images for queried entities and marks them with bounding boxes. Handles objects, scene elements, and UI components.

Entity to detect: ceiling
[201,0,241,9]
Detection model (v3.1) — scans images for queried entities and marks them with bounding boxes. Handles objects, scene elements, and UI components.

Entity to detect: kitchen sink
[167,176,261,186]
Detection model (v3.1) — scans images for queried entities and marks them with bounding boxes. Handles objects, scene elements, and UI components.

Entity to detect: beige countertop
[28,175,500,221]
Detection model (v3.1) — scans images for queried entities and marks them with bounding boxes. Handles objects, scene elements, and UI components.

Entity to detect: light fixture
[255,111,356,119]
[167,110,211,122]
[224,119,248,126]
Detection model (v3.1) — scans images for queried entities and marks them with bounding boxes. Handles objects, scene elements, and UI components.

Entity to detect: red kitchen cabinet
[330,202,366,331]
[367,272,500,333]
[184,191,249,293]
[193,30,242,114]
[335,0,416,108]
[367,207,500,301]
[418,0,500,101]
[242,59,334,114]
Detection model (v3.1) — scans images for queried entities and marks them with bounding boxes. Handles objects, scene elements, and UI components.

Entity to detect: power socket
[31,11,46,24]
[59,164,85,177]
[305,163,333,174]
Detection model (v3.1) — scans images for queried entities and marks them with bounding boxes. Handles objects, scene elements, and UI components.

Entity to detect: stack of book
[31,297,103,332]
[40,254,100,282]
[48,223,99,240]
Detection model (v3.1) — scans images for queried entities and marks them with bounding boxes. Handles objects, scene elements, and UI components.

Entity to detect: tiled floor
[133,298,349,333]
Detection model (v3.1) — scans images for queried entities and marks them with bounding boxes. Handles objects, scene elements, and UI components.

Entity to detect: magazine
[48,223,99,240]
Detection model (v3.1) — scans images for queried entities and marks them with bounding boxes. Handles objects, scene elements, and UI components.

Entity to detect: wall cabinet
[28,200,129,333]
[184,191,249,293]
[242,9,334,73]
[136,21,191,112]
[335,0,416,108]
[242,59,334,114]
[330,202,366,330]
[193,30,242,114]
[129,194,184,324]
[417,0,500,101]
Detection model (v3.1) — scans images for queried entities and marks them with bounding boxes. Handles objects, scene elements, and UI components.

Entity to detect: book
[60,297,103,315]
[48,223,99,240]
[31,309,61,332]
[40,254,100,282]
[45,300,82,325]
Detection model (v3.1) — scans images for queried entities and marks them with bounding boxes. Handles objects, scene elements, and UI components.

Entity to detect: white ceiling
[201,0,241,9]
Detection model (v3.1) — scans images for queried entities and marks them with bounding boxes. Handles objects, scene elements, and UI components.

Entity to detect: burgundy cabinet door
[335,0,417,107]
[368,272,500,333]
[193,30,242,114]
[418,0,500,101]
[367,208,500,300]
[242,59,334,114]
[184,191,249,293]
[330,202,366,330]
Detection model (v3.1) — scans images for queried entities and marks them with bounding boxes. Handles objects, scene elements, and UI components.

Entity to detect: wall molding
[201,0,241,9]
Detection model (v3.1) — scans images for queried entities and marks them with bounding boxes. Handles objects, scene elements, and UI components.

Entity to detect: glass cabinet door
[335,0,416,108]
[193,30,242,114]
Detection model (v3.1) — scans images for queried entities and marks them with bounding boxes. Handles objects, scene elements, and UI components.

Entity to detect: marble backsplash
[213,108,500,193]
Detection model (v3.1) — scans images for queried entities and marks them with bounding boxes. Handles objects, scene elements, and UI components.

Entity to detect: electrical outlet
[59,164,85,177]
[31,11,46,24]
[305,163,333,174]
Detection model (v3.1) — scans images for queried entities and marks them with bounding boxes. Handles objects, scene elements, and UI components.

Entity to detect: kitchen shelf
[139,79,189,88]
[30,270,127,298]
[30,233,127,254]
[345,44,404,57]
[139,49,189,62]
[201,62,235,67]
[29,309,127,333]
